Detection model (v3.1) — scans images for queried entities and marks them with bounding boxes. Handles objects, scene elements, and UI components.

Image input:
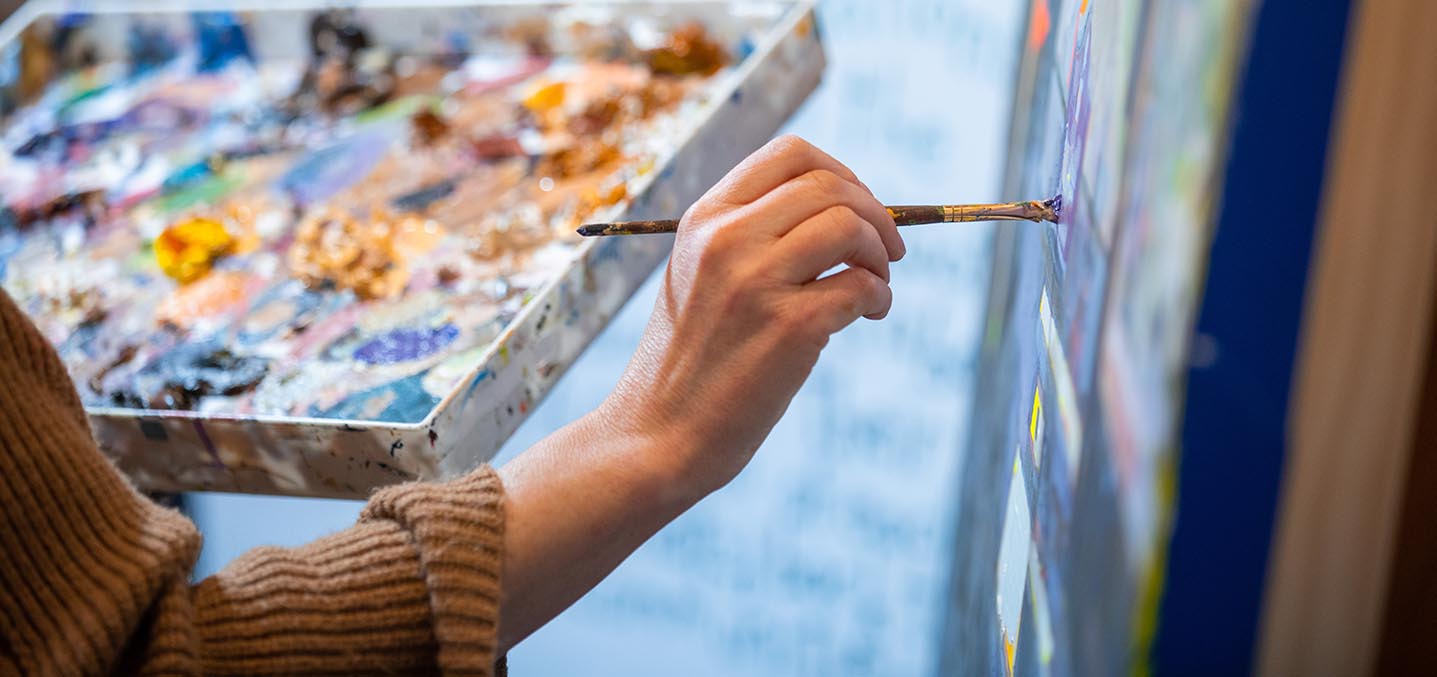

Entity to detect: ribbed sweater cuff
[361,465,506,676]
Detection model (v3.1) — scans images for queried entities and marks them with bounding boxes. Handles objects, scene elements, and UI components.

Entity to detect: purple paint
[354,324,460,365]
[278,130,391,205]
[193,420,224,468]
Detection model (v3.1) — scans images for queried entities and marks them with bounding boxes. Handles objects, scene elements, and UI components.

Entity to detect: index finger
[707,135,875,205]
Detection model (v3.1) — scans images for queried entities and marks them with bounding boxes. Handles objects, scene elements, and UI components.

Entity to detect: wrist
[579,401,715,515]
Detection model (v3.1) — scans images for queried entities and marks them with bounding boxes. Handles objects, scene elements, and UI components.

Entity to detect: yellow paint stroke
[1005,635,1017,674]
[1030,385,1042,443]
[1080,0,1090,14]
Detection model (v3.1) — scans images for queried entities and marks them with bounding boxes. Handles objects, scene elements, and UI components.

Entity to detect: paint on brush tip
[1042,195,1062,223]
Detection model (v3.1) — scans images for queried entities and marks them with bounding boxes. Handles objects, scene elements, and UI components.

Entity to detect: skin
[496,135,905,652]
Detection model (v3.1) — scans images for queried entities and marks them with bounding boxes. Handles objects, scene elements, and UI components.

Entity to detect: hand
[601,134,905,496]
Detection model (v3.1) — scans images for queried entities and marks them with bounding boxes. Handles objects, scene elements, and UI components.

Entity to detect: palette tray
[0,0,823,498]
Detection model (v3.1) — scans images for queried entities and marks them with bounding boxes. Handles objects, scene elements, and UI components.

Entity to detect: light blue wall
[188,1,1020,674]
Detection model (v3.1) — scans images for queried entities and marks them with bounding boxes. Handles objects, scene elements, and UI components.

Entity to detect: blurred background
[0,0,1022,674]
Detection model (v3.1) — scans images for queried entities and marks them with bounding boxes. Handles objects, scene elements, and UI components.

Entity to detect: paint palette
[0,0,823,497]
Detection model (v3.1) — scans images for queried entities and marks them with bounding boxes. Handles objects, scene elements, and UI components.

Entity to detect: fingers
[711,134,873,206]
[738,168,904,261]
[802,266,893,329]
[774,205,891,284]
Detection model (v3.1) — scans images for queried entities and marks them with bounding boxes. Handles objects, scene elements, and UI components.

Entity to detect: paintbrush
[576,197,1061,236]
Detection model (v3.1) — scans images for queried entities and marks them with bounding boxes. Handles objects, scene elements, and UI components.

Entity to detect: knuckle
[681,200,706,223]
[704,214,749,253]
[769,133,811,157]
[802,169,844,195]
[846,268,886,303]
[693,228,734,269]
[851,268,883,297]
[871,275,894,305]
[820,205,863,238]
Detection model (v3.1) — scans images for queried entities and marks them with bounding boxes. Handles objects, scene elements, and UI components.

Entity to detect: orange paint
[795,14,814,38]
[1027,0,1052,52]
[156,271,252,328]
[1080,0,1089,13]
[522,80,566,114]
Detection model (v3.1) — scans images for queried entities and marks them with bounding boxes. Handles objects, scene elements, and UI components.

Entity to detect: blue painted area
[463,368,492,399]
[1154,0,1354,673]
[192,12,254,73]
[312,373,439,423]
[735,37,757,63]
[161,158,218,194]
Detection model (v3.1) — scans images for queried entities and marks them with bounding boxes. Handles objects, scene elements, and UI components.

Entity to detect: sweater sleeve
[0,290,506,676]
[191,468,505,676]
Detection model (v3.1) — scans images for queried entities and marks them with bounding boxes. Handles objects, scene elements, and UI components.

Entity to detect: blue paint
[463,368,492,399]
[391,179,456,212]
[313,373,439,423]
[162,158,218,194]
[735,36,756,62]
[353,323,460,365]
[1154,0,1354,673]
[192,12,254,72]
[128,23,179,75]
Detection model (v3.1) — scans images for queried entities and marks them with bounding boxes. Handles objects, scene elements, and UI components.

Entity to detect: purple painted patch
[353,324,460,365]
[278,130,391,205]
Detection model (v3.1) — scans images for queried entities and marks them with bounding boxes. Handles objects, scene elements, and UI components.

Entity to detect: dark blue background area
[1155,0,1355,673]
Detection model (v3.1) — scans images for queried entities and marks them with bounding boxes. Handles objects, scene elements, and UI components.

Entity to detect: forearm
[496,404,705,651]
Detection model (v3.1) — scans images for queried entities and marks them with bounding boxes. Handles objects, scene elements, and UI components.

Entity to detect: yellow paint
[1030,386,1042,442]
[1080,0,1090,13]
[522,80,566,113]
[796,14,814,38]
[1004,636,1016,674]
[154,217,234,283]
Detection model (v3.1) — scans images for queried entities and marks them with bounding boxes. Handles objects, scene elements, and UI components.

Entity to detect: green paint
[151,174,245,214]
[353,95,442,124]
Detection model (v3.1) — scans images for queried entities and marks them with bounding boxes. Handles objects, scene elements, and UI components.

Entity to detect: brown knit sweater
[0,290,506,675]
